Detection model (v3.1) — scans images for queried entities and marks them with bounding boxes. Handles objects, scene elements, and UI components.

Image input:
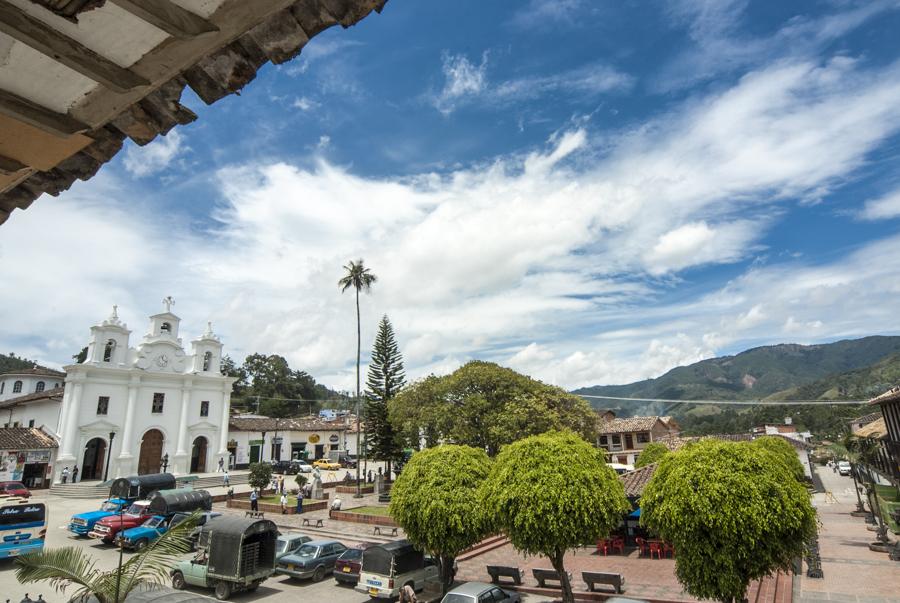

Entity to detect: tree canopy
[389,361,598,455]
[640,439,816,603]
[389,445,491,593]
[365,315,406,471]
[635,442,669,468]
[480,431,629,603]
[751,435,805,481]
[248,462,273,491]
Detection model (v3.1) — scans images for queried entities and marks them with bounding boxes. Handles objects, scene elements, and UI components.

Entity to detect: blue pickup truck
[117,511,220,550]
[68,499,130,536]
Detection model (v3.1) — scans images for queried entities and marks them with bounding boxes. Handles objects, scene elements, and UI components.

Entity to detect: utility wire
[578,394,867,406]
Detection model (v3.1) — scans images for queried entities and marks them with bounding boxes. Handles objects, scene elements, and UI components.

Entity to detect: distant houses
[596,412,680,465]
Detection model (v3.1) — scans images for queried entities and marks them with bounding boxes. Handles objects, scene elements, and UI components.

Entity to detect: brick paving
[795,466,900,603]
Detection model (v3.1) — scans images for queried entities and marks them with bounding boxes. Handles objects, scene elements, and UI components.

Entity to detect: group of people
[59,466,79,483]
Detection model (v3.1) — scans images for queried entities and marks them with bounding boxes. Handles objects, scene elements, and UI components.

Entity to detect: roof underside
[0,0,387,225]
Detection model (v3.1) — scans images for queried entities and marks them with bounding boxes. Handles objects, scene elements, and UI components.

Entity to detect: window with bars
[13,381,22,393]
[28,419,35,427]
[637,432,651,443]
[35,381,45,392]
[97,396,109,415]
[152,393,165,413]
[200,400,209,417]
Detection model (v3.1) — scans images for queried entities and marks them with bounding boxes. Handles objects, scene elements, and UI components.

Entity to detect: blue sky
[3,0,900,390]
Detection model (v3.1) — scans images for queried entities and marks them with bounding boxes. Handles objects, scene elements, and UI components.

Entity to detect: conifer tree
[365,315,406,475]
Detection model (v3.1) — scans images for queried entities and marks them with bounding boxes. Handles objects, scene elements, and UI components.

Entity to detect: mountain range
[574,336,900,437]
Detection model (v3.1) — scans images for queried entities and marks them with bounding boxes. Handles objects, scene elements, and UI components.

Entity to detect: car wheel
[171,572,186,590]
[247,581,260,592]
[214,581,232,600]
[134,538,149,551]
[312,565,326,582]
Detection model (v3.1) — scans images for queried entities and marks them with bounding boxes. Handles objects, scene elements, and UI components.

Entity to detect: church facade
[54,299,235,483]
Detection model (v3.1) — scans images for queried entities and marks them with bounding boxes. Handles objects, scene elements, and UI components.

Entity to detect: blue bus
[0,498,47,558]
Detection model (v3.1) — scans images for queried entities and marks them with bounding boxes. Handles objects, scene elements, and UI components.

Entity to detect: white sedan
[295,461,314,473]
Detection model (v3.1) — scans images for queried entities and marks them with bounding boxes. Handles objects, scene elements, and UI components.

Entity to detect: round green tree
[751,435,805,481]
[641,439,816,603]
[389,445,492,593]
[248,462,273,492]
[635,442,669,468]
[480,431,629,603]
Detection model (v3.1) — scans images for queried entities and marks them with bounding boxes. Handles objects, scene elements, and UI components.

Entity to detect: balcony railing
[870,438,900,485]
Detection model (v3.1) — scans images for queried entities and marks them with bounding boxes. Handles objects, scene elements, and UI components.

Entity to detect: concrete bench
[531,568,572,588]
[373,526,398,536]
[486,565,523,586]
[302,517,324,528]
[582,571,625,594]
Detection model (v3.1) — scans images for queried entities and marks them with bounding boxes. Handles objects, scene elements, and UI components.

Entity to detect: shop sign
[25,451,51,463]
[329,434,339,443]
[308,434,321,444]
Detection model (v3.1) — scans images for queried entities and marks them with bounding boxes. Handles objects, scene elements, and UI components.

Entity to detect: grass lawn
[261,495,299,504]
[345,505,392,517]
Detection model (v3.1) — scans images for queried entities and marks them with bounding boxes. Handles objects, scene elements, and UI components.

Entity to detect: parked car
[69,498,131,536]
[276,539,347,581]
[312,459,341,471]
[88,500,154,543]
[117,514,175,550]
[276,532,312,561]
[271,460,299,475]
[334,542,377,586]
[357,540,439,599]
[838,461,852,476]
[171,515,277,600]
[0,481,30,498]
[441,582,521,603]
[295,462,313,473]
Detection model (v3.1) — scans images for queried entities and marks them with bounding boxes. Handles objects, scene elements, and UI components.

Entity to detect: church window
[35,381,45,392]
[28,419,34,427]
[200,400,209,417]
[97,396,109,415]
[152,393,165,413]
[160,322,171,334]
[103,339,116,362]
[13,381,22,393]
[202,351,212,371]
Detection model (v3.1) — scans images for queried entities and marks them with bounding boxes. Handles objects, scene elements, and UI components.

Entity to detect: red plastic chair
[648,540,663,559]
[610,536,625,554]
[663,542,675,558]
[596,538,609,556]
[635,537,647,557]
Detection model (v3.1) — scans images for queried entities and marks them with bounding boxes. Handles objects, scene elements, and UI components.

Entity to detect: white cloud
[122,130,185,177]
[292,96,319,111]
[5,53,900,391]
[432,52,488,114]
[509,0,588,30]
[858,188,900,220]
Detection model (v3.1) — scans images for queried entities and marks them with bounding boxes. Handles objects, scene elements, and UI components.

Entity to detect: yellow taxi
[312,459,341,471]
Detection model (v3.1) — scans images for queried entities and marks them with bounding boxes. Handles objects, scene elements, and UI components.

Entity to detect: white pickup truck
[837,461,852,476]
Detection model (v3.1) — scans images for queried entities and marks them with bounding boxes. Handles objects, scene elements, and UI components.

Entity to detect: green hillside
[574,336,900,438]
[0,352,42,375]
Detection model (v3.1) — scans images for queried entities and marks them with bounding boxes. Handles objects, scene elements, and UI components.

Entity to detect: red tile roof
[0,366,65,378]
[229,416,348,432]
[600,416,664,434]
[0,386,64,410]
[619,462,658,498]
[869,385,900,406]
[0,427,58,450]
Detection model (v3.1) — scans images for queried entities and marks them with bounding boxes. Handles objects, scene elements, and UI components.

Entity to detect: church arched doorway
[138,429,164,475]
[81,437,106,480]
[190,436,208,473]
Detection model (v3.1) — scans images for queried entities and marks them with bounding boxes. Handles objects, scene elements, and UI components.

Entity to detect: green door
[250,445,261,464]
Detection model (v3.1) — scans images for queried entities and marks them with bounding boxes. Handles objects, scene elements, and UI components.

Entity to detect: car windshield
[6,483,25,490]
[339,548,363,560]
[126,503,145,515]
[442,595,476,603]
[100,501,119,512]
[295,545,320,558]
[143,517,163,528]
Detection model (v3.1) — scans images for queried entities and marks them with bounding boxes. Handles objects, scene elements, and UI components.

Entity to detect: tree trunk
[549,549,574,603]
[850,463,865,512]
[439,553,455,594]
[355,287,362,496]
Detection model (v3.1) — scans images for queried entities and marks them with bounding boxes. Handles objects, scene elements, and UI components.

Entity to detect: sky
[3,0,900,392]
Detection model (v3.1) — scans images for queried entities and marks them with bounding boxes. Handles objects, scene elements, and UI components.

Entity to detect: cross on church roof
[162,296,175,313]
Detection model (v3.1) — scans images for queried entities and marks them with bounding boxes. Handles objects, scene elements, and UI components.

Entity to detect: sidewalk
[794,465,900,603]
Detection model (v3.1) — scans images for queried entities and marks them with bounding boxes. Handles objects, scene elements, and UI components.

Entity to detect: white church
[54,298,235,483]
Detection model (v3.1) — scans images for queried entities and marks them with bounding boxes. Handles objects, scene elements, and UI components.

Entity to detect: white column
[55,384,72,440]
[217,381,231,456]
[116,376,140,476]
[174,382,191,473]
[56,379,83,483]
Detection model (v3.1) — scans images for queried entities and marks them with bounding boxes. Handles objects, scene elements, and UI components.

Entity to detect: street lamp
[261,431,267,463]
[104,431,116,482]
[272,418,281,462]
[161,453,169,473]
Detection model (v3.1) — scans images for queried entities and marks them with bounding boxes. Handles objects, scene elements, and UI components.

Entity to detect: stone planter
[227,498,329,515]
[330,508,397,527]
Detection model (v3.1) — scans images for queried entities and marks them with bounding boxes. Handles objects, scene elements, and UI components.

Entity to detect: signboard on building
[308,434,320,444]
[329,434,339,443]
[273,437,283,445]
[25,451,51,463]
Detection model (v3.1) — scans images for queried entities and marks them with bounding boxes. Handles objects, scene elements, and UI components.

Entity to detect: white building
[0,366,65,402]
[0,386,64,433]
[54,300,235,482]
[227,416,351,468]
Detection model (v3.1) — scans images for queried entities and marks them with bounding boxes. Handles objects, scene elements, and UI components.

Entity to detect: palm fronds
[15,546,107,601]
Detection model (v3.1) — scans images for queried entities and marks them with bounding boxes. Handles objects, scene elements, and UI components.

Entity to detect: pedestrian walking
[250,489,259,512]
[217,457,225,472]
[280,492,287,514]
[61,467,70,484]
[296,490,304,514]
[367,470,373,483]
[71,466,79,483]
[223,470,229,487]
[399,583,417,603]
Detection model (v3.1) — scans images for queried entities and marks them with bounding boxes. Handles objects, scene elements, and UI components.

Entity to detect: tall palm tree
[339,259,377,496]
[16,512,199,602]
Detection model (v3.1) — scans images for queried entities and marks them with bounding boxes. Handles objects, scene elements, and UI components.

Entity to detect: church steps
[46,472,250,499]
